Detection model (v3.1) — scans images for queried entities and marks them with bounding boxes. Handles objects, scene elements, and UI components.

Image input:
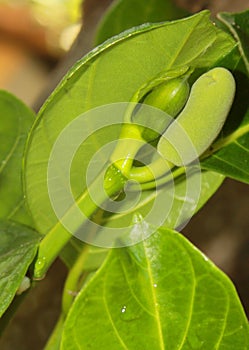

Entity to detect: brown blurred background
[0,0,248,349]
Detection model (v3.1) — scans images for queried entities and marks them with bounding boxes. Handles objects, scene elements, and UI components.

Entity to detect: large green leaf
[24,11,236,241]
[95,0,188,45]
[218,10,249,74]
[61,222,249,349]
[0,220,40,318]
[0,90,34,226]
[93,170,224,247]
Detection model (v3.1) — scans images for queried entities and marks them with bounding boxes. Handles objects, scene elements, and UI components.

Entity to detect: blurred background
[0,0,248,349]
[0,0,83,106]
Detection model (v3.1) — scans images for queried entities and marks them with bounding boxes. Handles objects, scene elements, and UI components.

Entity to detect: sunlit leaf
[61,223,249,349]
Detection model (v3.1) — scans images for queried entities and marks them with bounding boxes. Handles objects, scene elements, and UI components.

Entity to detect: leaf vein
[142,239,165,350]
[119,252,155,317]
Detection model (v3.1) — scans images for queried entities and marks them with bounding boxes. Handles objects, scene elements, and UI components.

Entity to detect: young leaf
[218,10,249,74]
[95,0,188,45]
[0,90,34,226]
[0,221,40,318]
[61,223,249,349]
[24,11,235,238]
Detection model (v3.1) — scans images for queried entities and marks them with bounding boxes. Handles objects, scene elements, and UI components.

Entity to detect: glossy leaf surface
[61,223,249,349]
[95,170,224,246]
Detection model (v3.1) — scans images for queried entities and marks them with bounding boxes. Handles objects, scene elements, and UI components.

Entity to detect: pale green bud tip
[134,76,190,142]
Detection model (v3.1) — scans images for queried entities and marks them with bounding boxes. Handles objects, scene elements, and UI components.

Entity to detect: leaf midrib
[142,238,165,350]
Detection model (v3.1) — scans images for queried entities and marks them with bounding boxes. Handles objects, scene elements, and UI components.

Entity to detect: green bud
[133,77,190,142]
[143,77,190,116]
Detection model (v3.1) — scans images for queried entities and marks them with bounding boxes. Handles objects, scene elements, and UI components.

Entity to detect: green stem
[129,165,185,191]
[33,165,125,280]
[110,123,145,176]
[44,315,64,350]
[128,157,174,183]
[33,121,173,280]
[62,245,90,315]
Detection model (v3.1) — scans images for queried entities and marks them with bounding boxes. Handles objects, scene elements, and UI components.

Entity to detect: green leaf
[61,222,249,349]
[24,11,236,239]
[96,170,224,243]
[201,131,249,184]
[0,220,40,318]
[95,0,188,45]
[0,90,34,226]
[218,10,249,74]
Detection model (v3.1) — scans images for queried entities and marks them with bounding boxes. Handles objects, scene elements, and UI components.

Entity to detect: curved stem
[129,166,185,191]
[110,123,145,176]
[44,315,64,350]
[62,245,90,315]
[33,165,125,280]
[128,157,174,183]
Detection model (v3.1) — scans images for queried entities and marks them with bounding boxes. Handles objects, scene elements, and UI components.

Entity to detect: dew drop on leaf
[121,305,126,313]
[120,304,142,321]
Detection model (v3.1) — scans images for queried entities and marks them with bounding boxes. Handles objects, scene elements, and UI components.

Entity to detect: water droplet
[121,306,126,313]
[36,256,47,268]
[120,305,142,321]
[34,257,47,279]
[153,283,158,288]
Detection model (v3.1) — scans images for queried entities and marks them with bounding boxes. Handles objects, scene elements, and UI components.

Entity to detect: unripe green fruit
[133,77,190,142]
[143,77,190,116]
[157,67,236,166]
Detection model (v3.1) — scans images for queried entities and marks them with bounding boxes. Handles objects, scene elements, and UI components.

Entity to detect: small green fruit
[143,77,190,116]
[134,77,190,142]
